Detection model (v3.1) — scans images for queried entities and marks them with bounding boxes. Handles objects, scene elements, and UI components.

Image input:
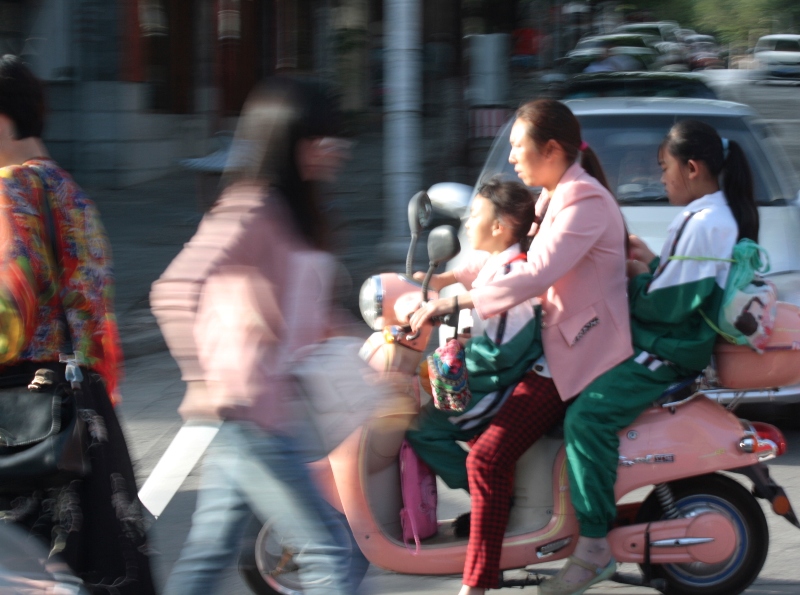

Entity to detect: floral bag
[427,338,471,412]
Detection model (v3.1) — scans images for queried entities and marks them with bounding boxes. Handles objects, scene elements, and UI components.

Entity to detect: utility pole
[383,0,422,256]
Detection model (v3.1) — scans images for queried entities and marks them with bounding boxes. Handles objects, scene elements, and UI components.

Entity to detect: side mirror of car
[747,48,755,54]
[427,182,473,220]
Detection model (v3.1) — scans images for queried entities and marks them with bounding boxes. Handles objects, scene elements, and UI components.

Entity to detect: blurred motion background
[4,0,799,319]
[6,1,800,591]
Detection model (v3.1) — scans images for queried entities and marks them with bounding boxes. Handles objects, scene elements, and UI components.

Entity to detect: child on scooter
[406,176,540,492]
[542,120,760,595]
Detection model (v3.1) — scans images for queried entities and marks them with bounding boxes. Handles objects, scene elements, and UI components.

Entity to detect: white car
[753,34,800,80]
[429,97,800,405]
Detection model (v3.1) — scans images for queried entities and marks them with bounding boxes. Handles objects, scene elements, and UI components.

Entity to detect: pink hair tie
[579,141,589,151]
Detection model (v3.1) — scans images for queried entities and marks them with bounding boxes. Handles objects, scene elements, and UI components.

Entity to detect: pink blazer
[470,163,632,400]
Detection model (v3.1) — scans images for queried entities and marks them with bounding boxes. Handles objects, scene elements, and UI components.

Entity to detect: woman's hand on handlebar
[409,292,474,332]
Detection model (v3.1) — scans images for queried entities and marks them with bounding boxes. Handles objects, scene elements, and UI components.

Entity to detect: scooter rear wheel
[238,511,369,595]
[636,473,768,595]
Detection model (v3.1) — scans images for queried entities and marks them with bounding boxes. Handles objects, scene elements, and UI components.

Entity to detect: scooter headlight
[359,275,383,331]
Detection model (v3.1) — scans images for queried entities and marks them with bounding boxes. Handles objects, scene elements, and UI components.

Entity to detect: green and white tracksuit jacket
[565,190,740,537]
[407,244,543,490]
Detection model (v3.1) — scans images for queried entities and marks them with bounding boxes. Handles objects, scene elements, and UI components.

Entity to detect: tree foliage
[613,0,798,45]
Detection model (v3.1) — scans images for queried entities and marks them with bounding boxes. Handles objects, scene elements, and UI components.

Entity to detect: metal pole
[383,0,422,254]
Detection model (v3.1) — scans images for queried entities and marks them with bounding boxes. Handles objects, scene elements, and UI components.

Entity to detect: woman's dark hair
[224,75,342,249]
[514,98,630,253]
[0,55,45,139]
[476,177,536,252]
[660,119,758,242]
[515,98,611,194]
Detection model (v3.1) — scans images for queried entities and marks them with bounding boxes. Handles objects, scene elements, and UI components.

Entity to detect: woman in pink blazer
[410,99,632,595]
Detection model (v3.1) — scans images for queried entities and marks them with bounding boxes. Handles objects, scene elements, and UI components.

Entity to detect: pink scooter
[241,193,800,595]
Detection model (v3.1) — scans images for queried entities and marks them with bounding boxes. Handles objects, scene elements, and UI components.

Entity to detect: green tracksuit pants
[406,401,485,491]
[564,348,695,538]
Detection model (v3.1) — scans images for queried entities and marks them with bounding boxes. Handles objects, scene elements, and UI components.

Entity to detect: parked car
[558,33,659,75]
[685,34,724,70]
[547,71,717,100]
[613,21,680,43]
[428,97,800,407]
[752,34,800,81]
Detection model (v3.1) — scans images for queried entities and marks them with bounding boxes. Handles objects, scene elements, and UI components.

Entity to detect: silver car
[753,34,800,81]
[431,97,800,406]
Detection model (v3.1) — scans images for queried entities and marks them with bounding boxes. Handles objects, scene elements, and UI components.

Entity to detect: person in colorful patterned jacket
[541,119,760,595]
[0,55,155,593]
[406,177,540,491]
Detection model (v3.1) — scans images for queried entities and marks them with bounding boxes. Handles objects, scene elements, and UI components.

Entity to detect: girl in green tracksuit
[406,177,541,491]
[540,120,761,595]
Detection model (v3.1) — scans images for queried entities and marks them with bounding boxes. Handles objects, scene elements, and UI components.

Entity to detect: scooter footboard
[609,512,736,565]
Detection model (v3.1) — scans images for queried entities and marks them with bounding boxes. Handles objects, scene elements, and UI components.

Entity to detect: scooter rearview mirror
[408,191,432,236]
[427,225,460,267]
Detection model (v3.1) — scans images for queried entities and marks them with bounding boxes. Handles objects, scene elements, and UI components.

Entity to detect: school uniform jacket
[466,163,632,400]
[449,244,543,429]
[630,191,737,373]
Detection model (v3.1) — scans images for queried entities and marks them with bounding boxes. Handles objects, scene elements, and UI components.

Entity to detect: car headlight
[359,275,383,331]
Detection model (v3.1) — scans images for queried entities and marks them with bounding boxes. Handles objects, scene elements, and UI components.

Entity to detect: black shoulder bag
[0,176,89,493]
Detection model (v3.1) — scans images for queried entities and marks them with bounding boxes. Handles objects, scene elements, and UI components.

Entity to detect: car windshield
[561,79,717,100]
[619,26,660,37]
[480,114,795,205]
[575,38,606,50]
[774,39,800,52]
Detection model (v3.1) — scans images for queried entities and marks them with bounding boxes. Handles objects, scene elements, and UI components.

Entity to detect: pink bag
[399,439,438,554]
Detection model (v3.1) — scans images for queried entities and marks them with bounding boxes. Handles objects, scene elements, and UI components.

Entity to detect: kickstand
[611,524,667,594]
[499,570,546,588]
[643,523,652,585]
[612,572,667,593]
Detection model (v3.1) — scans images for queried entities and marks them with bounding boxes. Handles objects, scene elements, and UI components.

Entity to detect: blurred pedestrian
[0,55,156,594]
[151,75,355,594]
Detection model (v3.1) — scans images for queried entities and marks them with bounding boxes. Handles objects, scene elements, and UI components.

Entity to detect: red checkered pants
[463,371,567,588]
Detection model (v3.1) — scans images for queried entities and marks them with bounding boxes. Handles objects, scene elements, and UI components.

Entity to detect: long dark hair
[660,119,758,242]
[514,98,629,252]
[224,75,342,249]
[476,177,536,252]
[515,98,611,193]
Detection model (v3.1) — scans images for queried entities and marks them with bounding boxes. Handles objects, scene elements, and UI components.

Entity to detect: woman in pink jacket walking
[151,77,356,595]
[410,99,632,595]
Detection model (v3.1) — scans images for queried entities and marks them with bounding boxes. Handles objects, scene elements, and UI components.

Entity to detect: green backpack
[669,225,777,353]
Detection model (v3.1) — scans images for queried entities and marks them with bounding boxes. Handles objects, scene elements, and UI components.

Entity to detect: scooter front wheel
[238,511,369,595]
[636,473,768,595]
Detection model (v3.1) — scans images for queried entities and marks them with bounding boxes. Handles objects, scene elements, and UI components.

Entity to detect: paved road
[118,71,800,594]
[120,351,800,594]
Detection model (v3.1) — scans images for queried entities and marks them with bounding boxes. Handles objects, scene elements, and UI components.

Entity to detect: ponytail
[662,120,759,243]
[579,146,612,195]
[722,139,758,242]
